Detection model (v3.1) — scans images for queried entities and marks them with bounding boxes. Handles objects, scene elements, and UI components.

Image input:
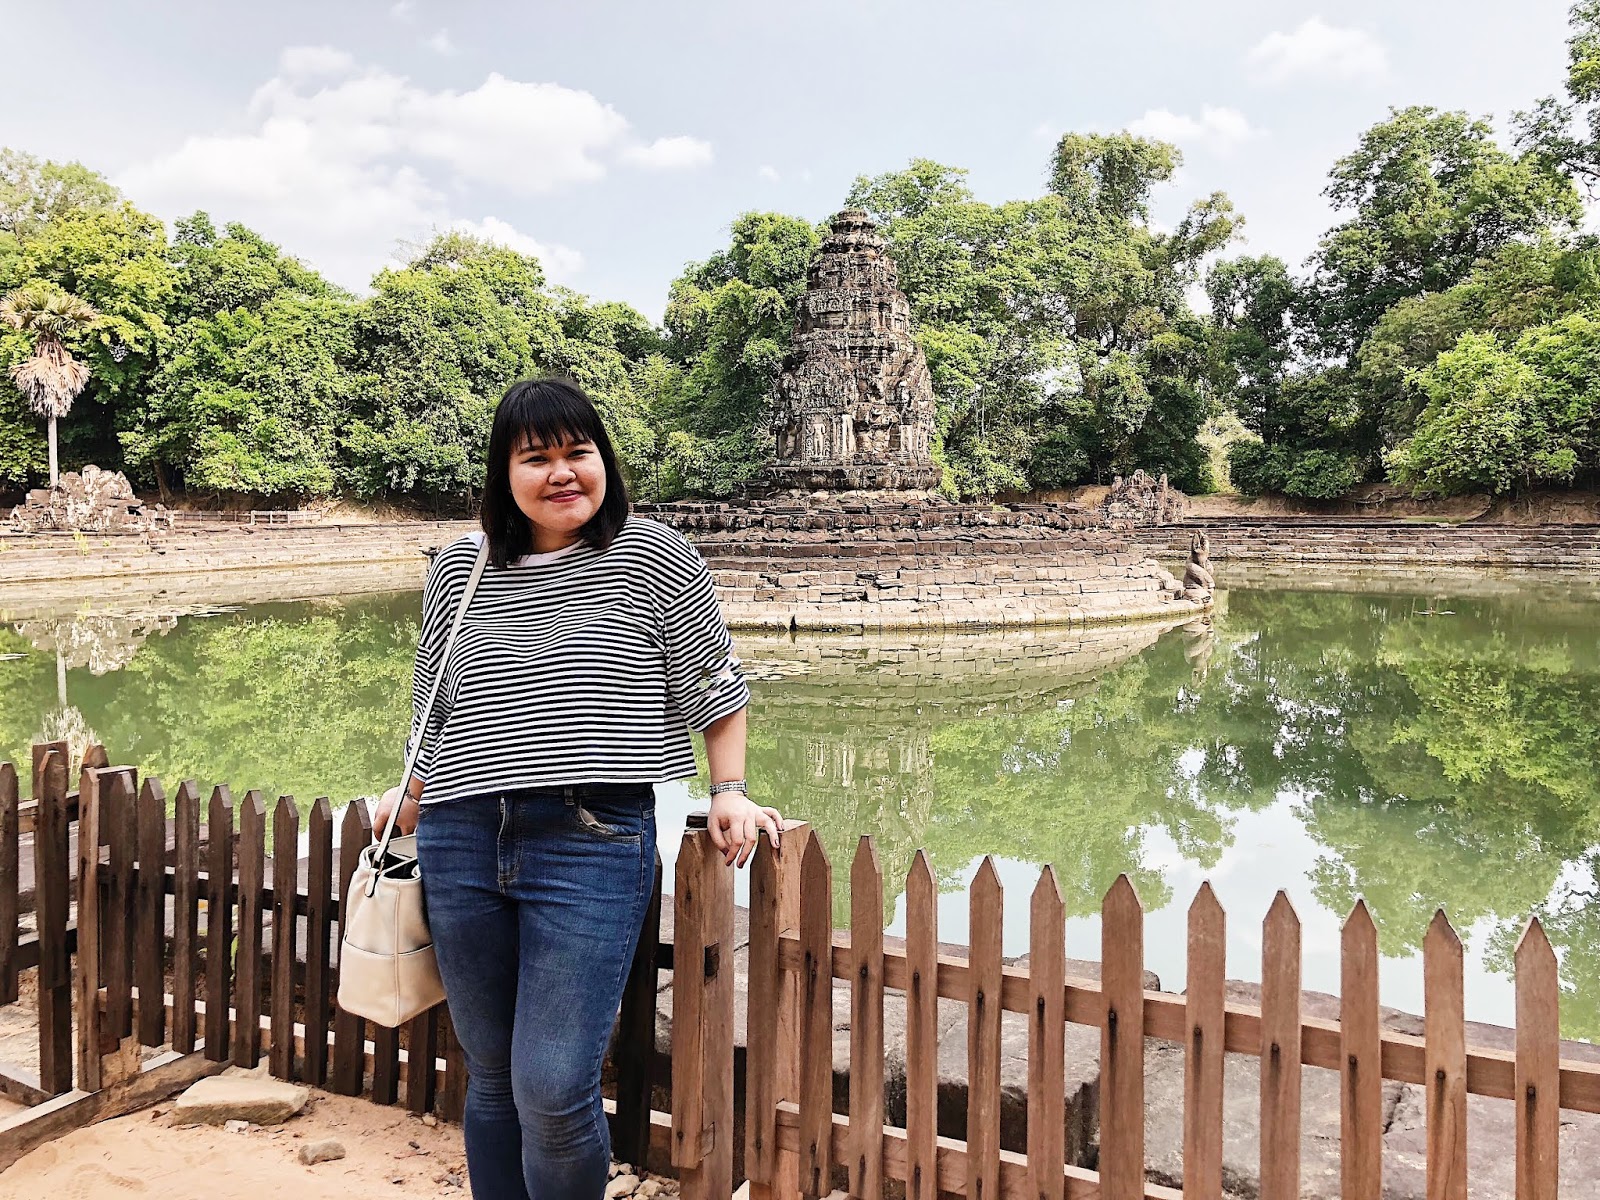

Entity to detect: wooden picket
[1341,901,1381,1200]
[1260,892,1302,1200]
[1026,867,1065,1200]
[269,795,299,1080]
[797,835,834,1198]
[303,797,334,1086]
[1101,874,1145,1200]
[904,850,939,1200]
[170,781,201,1055]
[233,791,266,1069]
[849,837,884,1200]
[0,765,17,1007]
[967,857,1003,1200]
[204,785,234,1063]
[1424,911,1467,1200]
[1183,883,1225,1200]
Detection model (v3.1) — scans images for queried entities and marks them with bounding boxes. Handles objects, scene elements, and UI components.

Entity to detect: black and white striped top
[407,516,749,806]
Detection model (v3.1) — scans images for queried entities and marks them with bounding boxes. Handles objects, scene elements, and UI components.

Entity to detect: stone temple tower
[760,210,942,493]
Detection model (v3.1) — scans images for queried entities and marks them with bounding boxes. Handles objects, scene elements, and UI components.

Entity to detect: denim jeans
[416,783,657,1200]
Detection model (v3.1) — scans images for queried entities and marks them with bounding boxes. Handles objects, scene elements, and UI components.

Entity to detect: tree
[1516,2,1600,193]
[123,296,358,498]
[0,149,118,237]
[662,212,820,496]
[1388,317,1600,495]
[843,144,1236,498]
[342,232,564,500]
[1,281,98,484]
[1308,106,1581,361]
[167,211,335,321]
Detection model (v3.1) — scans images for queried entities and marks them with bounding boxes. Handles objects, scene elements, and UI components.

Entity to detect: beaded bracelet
[709,779,749,797]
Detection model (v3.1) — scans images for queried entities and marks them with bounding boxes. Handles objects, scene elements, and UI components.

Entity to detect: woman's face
[509,432,607,551]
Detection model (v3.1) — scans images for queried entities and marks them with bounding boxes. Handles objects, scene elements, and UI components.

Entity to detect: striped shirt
[407,516,750,806]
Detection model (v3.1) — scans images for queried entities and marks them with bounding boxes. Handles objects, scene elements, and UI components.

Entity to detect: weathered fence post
[270,795,299,1080]
[77,765,141,1091]
[0,764,17,1008]
[1100,874,1145,1200]
[797,835,834,1200]
[849,836,885,1200]
[671,819,735,1200]
[615,849,664,1170]
[745,821,811,1200]
[32,744,71,1096]
[1424,911,1467,1200]
[233,791,267,1068]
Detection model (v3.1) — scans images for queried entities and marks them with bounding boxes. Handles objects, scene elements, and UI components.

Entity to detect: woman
[374,377,782,1199]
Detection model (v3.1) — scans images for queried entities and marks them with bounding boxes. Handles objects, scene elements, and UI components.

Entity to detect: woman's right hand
[373,785,420,836]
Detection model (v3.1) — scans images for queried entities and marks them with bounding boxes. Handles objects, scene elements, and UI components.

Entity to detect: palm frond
[9,342,90,418]
[1,281,99,338]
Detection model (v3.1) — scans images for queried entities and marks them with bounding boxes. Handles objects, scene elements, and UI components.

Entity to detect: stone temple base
[637,499,1208,631]
[754,463,944,494]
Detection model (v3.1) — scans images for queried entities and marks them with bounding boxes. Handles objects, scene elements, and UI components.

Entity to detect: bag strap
[369,536,490,883]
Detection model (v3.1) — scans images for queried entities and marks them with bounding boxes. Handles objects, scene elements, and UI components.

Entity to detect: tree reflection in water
[0,581,1596,1036]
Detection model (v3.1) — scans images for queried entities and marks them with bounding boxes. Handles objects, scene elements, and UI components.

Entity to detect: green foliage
[0,150,119,237]
[1389,317,1600,495]
[168,212,335,321]
[662,211,820,496]
[124,297,358,497]
[839,145,1232,498]
[342,232,564,499]
[1309,106,1581,360]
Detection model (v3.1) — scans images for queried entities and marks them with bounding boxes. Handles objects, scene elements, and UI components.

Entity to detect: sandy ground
[1,1087,474,1200]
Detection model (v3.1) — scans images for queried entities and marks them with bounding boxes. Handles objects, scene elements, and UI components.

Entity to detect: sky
[0,1,1582,320]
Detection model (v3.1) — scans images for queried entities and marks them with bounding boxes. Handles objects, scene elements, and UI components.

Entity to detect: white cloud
[118,50,711,289]
[389,0,418,23]
[757,164,781,183]
[425,28,456,55]
[620,135,714,170]
[450,216,584,281]
[1246,18,1388,85]
[1128,106,1261,154]
[278,45,358,79]
[1031,120,1056,141]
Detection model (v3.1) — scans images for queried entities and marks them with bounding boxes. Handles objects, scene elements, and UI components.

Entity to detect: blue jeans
[416,784,657,1200]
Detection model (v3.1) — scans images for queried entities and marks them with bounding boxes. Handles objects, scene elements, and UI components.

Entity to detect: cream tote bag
[337,539,489,1027]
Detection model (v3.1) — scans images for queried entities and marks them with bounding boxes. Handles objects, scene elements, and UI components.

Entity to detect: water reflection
[1,577,1597,1037]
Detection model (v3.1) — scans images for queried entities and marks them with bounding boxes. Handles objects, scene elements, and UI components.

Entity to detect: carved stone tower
[761,210,942,493]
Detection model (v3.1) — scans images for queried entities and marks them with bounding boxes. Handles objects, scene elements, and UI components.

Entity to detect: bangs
[500,383,606,452]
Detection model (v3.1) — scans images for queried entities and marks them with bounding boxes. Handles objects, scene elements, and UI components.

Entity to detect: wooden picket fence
[5,739,1600,1197]
[0,742,670,1172]
[728,830,1600,1200]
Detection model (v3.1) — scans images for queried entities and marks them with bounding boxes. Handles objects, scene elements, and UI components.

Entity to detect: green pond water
[2,571,1598,1040]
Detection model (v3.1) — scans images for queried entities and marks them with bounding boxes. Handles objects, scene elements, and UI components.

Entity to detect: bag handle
[369,536,490,891]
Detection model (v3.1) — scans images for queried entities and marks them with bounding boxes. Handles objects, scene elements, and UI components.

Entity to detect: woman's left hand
[707,792,783,868]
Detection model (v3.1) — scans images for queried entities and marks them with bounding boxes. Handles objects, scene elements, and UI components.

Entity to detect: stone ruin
[758,210,942,495]
[1098,469,1186,527]
[8,464,169,533]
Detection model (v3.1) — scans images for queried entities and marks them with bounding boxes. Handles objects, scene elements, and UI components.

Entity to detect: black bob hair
[480,377,631,568]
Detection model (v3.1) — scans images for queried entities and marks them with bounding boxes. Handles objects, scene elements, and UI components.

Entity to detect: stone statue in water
[1182,532,1215,601]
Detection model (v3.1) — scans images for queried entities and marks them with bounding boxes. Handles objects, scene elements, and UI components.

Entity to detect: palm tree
[1,282,99,487]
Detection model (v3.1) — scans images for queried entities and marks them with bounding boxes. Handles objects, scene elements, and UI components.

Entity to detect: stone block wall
[3,504,1212,631]
[1126,518,1600,570]
[640,501,1206,630]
